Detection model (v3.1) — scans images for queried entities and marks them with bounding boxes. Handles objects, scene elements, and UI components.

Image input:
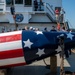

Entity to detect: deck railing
[33,2,56,21]
[33,2,44,11]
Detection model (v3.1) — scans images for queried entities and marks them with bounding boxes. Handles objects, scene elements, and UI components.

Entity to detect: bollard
[50,55,57,73]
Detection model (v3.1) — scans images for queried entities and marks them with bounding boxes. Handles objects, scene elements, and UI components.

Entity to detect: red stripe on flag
[0,62,26,68]
[0,49,24,59]
[0,34,21,43]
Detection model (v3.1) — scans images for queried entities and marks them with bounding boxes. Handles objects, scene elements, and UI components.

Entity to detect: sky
[62,0,75,28]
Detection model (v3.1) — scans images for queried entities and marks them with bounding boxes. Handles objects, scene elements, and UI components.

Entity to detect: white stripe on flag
[0,31,22,37]
[0,57,25,66]
[0,40,22,51]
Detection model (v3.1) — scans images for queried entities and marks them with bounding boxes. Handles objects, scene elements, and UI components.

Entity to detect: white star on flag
[57,34,64,38]
[55,46,62,53]
[35,31,43,35]
[23,39,33,49]
[67,33,74,40]
[36,48,45,57]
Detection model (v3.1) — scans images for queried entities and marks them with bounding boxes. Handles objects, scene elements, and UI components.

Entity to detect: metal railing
[45,3,55,21]
[46,3,55,15]
[33,2,44,11]
[33,2,56,21]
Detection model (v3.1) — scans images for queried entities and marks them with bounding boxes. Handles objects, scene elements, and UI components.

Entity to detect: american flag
[0,31,26,68]
[0,30,75,68]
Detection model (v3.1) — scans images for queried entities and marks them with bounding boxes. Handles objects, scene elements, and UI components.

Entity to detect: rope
[59,38,65,75]
[43,59,50,69]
